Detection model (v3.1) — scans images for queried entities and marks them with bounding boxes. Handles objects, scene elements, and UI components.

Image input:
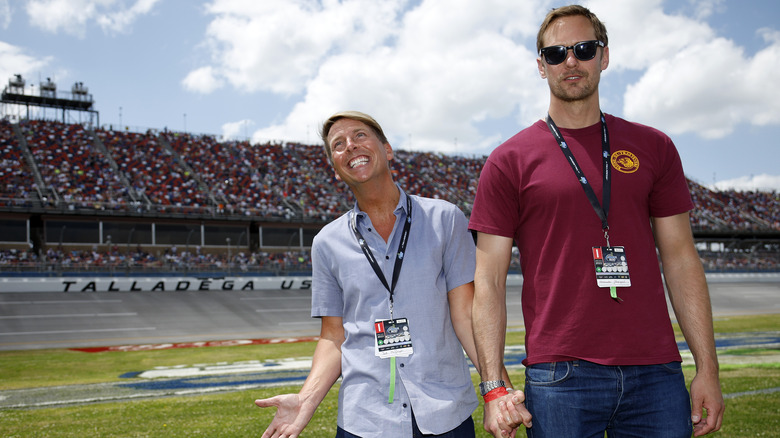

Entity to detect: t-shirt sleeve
[469,156,520,239]
[648,134,694,218]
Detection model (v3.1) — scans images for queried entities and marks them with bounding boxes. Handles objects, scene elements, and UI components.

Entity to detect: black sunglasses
[539,40,605,65]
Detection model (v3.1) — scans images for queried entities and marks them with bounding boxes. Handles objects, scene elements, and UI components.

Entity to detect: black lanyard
[545,113,611,241]
[350,195,412,318]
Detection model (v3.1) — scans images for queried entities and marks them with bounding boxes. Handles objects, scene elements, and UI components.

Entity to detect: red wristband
[483,386,509,403]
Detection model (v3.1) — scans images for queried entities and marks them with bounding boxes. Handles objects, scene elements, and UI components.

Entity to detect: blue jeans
[524,360,692,438]
[335,411,475,438]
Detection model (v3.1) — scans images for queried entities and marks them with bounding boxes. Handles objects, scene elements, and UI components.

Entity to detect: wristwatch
[479,380,506,396]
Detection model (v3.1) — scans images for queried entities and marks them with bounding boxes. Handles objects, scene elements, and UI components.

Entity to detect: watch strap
[479,379,506,396]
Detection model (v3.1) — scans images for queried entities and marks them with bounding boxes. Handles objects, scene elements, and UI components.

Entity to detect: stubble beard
[550,71,599,103]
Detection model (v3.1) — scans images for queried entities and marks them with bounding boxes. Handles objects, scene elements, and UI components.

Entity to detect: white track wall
[0,275,526,293]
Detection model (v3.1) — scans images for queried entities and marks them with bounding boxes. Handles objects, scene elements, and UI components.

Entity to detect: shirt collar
[351,184,409,222]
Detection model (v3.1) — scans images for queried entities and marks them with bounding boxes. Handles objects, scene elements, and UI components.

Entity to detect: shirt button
[403,403,408,408]
[399,363,404,367]
[386,256,390,260]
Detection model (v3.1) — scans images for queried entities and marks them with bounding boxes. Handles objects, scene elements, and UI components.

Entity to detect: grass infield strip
[1,315,779,437]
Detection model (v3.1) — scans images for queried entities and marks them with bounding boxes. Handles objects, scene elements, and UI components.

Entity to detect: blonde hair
[320,111,388,165]
[536,4,608,52]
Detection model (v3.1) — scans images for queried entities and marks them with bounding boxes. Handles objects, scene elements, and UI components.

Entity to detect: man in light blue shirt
[256,111,505,437]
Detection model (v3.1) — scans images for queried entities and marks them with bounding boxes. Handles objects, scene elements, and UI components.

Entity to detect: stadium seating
[0,120,39,207]
[23,120,131,210]
[1,118,778,273]
[688,180,780,232]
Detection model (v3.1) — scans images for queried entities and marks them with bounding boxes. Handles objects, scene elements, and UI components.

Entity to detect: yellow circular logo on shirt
[611,150,639,174]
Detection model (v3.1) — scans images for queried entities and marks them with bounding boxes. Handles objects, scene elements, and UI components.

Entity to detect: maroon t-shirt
[470,114,693,366]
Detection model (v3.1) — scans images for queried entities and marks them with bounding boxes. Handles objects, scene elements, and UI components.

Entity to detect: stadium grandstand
[1,76,778,276]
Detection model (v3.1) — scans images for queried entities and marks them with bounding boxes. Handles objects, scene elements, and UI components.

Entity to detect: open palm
[256,393,313,438]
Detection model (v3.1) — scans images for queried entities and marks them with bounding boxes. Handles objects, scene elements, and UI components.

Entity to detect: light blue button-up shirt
[311,188,478,437]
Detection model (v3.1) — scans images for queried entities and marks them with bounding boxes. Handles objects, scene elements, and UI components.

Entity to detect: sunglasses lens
[574,41,598,61]
[541,41,601,65]
[542,47,567,65]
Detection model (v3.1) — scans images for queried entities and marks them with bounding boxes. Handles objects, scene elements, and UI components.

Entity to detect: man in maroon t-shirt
[469,4,724,438]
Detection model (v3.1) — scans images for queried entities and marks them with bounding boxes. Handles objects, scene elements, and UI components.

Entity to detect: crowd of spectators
[0,246,311,275]
[688,180,780,231]
[0,119,38,207]
[1,118,779,274]
[22,120,132,210]
[97,128,210,212]
[3,118,777,232]
[162,132,348,219]
[1,245,776,274]
[698,249,780,272]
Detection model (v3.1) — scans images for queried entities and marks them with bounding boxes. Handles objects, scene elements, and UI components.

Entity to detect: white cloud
[95,0,160,34]
[624,32,780,138]
[749,28,780,126]
[203,0,547,154]
[255,29,539,154]
[182,66,223,94]
[25,0,159,37]
[588,0,715,72]
[760,27,780,45]
[194,0,408,95]
[0,41,59,121]
[0,0,11,29]
[0,41,52,82]
[25,0,100,37]
[712,174,780,192]
[191,0,780,162]
[689,0,726,20]
[221,118,254,140]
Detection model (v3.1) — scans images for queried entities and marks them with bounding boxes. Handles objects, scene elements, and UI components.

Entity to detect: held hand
[484,391,532,437]
[255,393,311,438]
[690,372,724,436]
[496,390,533,436]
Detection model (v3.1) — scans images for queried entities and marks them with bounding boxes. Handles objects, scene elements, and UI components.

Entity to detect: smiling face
[537,14,609,105]
[326,117,393,186]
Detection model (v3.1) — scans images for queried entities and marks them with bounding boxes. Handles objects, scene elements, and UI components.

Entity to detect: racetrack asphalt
[1,274,779,409]
[0,274,779,352]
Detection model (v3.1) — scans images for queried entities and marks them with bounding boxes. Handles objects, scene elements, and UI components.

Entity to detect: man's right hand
[255,393,312,438]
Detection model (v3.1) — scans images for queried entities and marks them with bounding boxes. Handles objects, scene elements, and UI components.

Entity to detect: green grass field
[1,314,779,437]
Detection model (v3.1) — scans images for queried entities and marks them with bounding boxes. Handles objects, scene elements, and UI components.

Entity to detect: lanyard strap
[389,357,396,403]
[545,113,611,234]
[350,195,412,318]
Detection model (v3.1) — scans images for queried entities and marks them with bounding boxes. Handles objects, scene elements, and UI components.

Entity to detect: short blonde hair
[536,4,608,52]
[320,111,389,165]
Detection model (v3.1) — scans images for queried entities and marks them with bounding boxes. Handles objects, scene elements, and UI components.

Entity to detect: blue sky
[1,0,779,191]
